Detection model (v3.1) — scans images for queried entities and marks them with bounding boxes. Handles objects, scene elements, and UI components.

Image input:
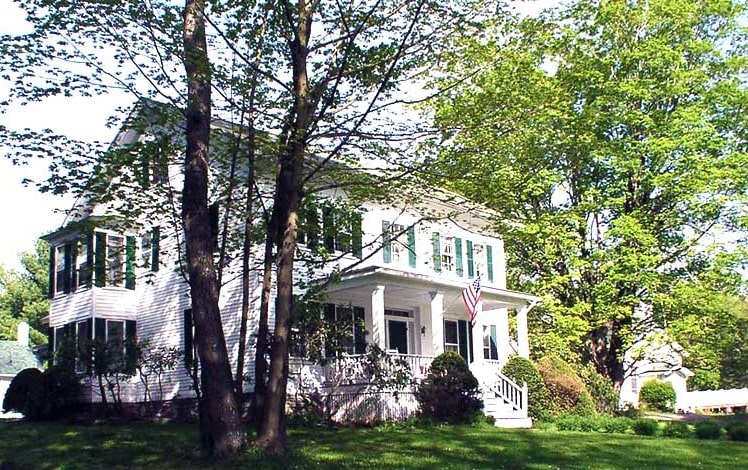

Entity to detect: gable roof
[0,341,41,376]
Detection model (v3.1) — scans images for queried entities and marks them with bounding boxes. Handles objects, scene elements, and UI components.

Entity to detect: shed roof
[0,341,41,376]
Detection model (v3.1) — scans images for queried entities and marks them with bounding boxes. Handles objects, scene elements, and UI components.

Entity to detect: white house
[42,102,539,426]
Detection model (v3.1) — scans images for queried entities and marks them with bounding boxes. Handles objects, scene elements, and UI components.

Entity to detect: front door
[387,319,409,354]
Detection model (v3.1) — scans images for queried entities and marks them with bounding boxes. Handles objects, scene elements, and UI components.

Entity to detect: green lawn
[0,421,746,469]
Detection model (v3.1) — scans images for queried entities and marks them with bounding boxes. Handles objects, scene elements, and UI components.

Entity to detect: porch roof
[327,265,540,313]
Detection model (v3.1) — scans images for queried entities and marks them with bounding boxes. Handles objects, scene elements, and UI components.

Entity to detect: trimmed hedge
[537,356,595,417]
[501,356,550,421]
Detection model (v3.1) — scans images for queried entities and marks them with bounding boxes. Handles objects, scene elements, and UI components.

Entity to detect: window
[141,226,160,272]
[107,320,125,366]
[51,318,135,373]
[106,235,125,286]
[299,199,362,258]
[77,236,92,289]
[631,377,639,393]
[441,237,455,273]
[183,309,198,368]
[136,135,170,188]
[483,325,499,360]
[76,320,91,373]
[325,304,366,356]
[444,320,459,353]
[55,245,68,294]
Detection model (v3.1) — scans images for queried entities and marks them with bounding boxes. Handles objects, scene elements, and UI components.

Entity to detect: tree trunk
[257,2,315,453]
[252,223,275,433]
[183,0,246,457]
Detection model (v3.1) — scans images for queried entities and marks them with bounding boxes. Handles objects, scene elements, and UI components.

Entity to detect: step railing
[481,368,527,413]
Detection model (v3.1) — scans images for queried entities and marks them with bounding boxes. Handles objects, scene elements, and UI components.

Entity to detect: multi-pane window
[55,245,67,294]
[77,238,91,289]
[441,237,455,273]
[389,224,406,264]
[106,320,125,367]
[444,320,460,353]
[298,199,362,258]
[106,235,125,286]
[483,325,499,361]
[473,244,487,278]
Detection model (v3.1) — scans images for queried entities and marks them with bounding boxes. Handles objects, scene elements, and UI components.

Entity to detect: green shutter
[352,212,362,259]
[458,320,469,363]
[48,245,55,299]
[455,237,463,277]
[486,244,494,282]
[125,320,137,373]
[94,232,107,287]
[466,240,474,278]
[382,221,391,263]
[151,227,160,272]
[125,236,136,290]
[183,309,194,367]
[82,232,94,288]
[354,306,366,354]
[407,226,416,268]
[70,242,78,291]
[432,232,441,272]
[323,204,335,251]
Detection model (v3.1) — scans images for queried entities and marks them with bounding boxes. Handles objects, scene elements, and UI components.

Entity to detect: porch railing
[389,353,434,379]
[295,353,436,387]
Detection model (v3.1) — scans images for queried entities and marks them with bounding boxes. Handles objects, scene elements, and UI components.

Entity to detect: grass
[1,420,747,469]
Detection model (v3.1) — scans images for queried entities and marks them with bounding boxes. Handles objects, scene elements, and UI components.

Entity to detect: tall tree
[182,0,245,456]
[428,0,748,387]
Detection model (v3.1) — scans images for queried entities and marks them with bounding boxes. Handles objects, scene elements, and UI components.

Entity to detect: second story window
[55,245,68,294]
[441,237,455,273]
[107,235,125,286]
[298,199,362,259]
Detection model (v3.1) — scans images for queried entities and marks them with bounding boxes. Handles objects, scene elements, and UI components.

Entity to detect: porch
[295,266,539,426]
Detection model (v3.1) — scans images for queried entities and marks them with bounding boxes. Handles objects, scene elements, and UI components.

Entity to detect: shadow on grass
[1,421,747,469]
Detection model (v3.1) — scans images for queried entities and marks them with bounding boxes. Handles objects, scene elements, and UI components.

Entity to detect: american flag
[462,275,481,325]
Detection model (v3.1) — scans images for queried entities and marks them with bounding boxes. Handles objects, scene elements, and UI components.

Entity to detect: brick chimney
[16,322,30,347]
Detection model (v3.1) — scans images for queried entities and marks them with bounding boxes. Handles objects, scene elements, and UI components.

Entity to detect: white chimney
[17,322,30,347]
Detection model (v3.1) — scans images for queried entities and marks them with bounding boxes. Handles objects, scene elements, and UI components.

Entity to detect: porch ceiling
[325,266,539,314]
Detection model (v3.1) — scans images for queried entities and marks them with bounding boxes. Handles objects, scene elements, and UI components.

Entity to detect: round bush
[537,356,595,417]
[599,415,633,434]
[662,421,692,438]
[638,379,676,412]
[502,356,551,421]
[725,421,748,442]
[2,368,43,414]
[416,352,482,424]
[694,420,723,440]
[633,418,659,436]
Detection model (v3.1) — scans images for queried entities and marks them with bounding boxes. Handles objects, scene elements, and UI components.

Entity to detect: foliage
[501,355,551,421]
[615,402,642,419]
[694,421,723,440]
[662,421,692,439]
[632,419,659,437]
[578,363,618,414]
[536,356,595,417]
[136,340,181,403]
[2,368,43,414]
[553,414,632,434]
[7,366,82,421]
[428,0,748,388]
[0,241,50,347]
[725,421,748,442]
[639,379,676,412]
[415,352,482,424]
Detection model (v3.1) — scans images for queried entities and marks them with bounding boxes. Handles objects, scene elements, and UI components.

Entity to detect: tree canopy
[428,0,748,387]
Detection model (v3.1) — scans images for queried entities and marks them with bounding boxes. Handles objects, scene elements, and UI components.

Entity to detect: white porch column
[429,290,444,355]
[517,303,531,359]
[471,300,483,365]
[495,307,510,363]
[370,285,386,349]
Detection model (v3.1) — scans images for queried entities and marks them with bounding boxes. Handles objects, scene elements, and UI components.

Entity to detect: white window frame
[473,243,487,278]
[384,309,415,355]
[106,234,125,287]
[443,318,460,353]
[441,237,455,273]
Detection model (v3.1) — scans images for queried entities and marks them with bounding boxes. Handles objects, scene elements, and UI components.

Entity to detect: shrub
[537,356,595,417]
[501,356,551,421]
[2,368,44,414]
[616,402,641,419]
[598,415,633,434]
[25,366,81,421]
[694,420,723,440]
[638,379,676,412]
[415,352,482,424]
[662,421,692,438]
[578,364,618,414]
[725,421,748,442]
[554,414,598,432]
[632,418,659,436]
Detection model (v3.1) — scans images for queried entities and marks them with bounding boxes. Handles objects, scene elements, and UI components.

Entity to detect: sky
[0,0,553,272]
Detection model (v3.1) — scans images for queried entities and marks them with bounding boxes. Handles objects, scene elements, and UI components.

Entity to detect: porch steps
[483,396,533,428]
